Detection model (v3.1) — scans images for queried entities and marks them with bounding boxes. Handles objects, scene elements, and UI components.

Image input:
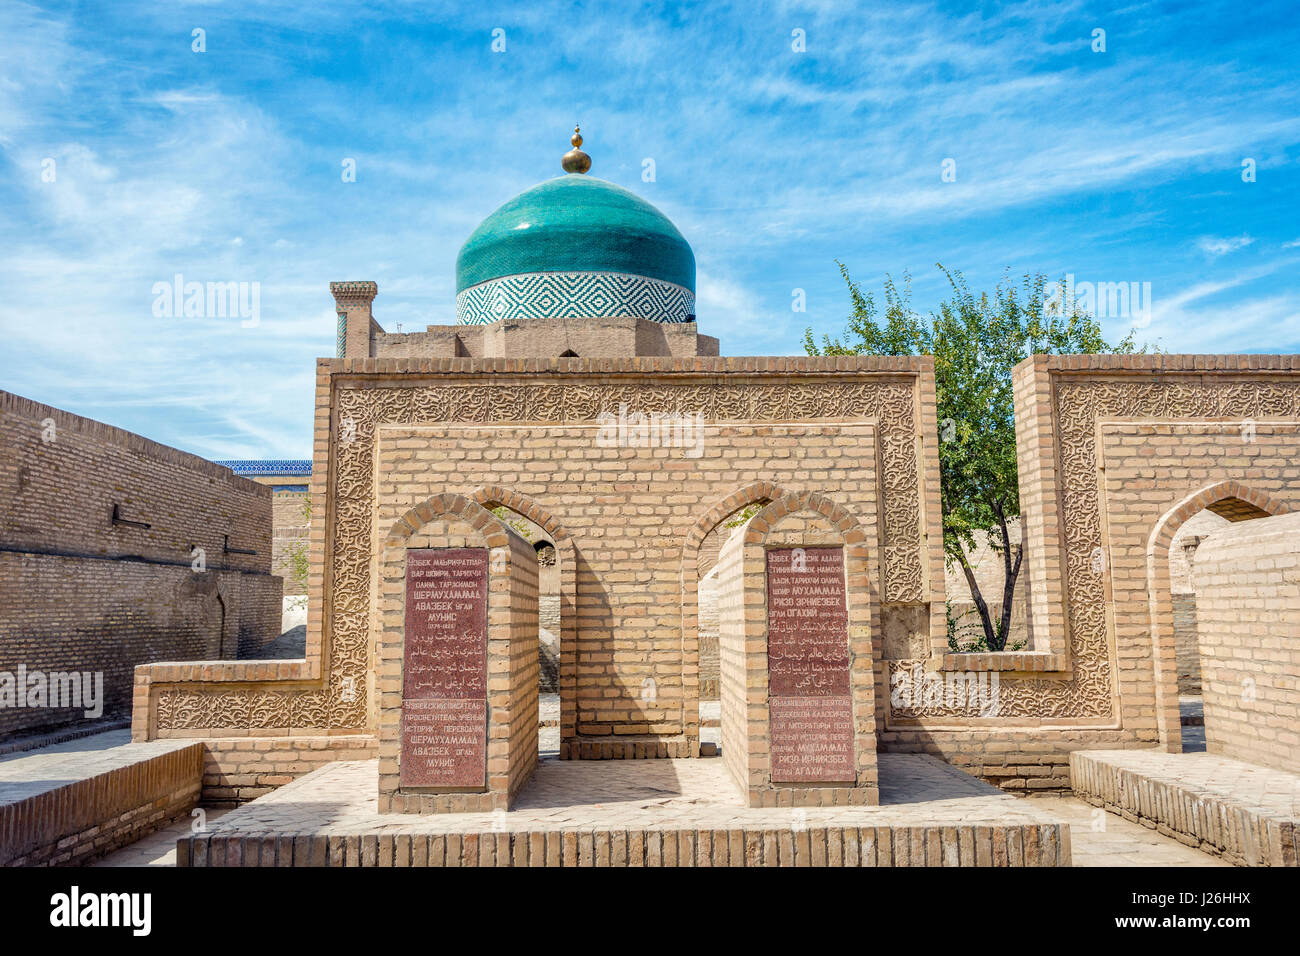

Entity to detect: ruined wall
[1193,512,1300,772]
[0,389,281,738]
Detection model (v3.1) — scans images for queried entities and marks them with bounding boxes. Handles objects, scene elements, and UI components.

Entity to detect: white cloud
[1196,235,1255,257]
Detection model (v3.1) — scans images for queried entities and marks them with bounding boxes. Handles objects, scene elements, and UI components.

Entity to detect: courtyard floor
[11,701,1234,867]
[91,762,1226,867]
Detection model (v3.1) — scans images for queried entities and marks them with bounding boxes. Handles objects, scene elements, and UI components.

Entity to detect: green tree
[805,263,1141,651]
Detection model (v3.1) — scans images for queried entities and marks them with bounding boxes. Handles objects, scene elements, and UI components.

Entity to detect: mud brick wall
[1194,512,1300,772]
[0,389,281,738]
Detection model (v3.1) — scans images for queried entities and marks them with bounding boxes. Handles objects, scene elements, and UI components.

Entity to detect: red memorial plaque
[769,697,855,783]
[400,548,489,789]
[399,698,488,788]
[766,547,854,783]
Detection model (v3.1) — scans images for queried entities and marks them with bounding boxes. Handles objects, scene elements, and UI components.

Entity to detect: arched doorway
[1147,482,1286,751]
[680,481,790,757]
[473,486,575,759]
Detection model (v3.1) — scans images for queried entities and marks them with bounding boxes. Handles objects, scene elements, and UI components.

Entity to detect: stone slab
[400,548,489,790]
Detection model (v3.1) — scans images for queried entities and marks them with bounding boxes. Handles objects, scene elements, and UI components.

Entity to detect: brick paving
[57,734,1238,867]
[1028,795,1230,867]
[193,753,1055,834]
[92,808,234,866]
[173,753,1072,866]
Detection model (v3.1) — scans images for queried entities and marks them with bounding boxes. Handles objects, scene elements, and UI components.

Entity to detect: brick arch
[381,492,510,548]
[1146,480,1290,752]
[471,485,579,757]
[680,480,791,562]
[740,490,867,546]
[471,485,574,547]
[677,480,793,754]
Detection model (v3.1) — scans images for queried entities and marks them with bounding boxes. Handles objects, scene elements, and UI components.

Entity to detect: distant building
[213,461,311,598]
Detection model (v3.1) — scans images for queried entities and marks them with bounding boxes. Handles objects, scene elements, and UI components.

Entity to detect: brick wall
[943,521,1029,649]
[1193,511,1300,772]
[1166,509,1228,696]
[0,389,281,738]
[716,517,747,794]
[370,314,719,360]
[697,565,721,699]
[374,416,897,760]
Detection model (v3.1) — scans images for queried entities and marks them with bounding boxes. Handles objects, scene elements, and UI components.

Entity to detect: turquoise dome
[454,175,696,325]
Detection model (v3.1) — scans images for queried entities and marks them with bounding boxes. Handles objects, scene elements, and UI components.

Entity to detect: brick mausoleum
[105,130,1298,865]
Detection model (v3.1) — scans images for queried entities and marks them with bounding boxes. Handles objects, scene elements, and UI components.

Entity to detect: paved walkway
[92,809,233,866]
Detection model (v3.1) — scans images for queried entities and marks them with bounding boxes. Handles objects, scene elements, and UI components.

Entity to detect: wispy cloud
[1197,235,1255,257]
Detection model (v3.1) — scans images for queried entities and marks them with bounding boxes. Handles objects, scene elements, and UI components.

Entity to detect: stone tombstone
[400,547,489,789]
[765,546,854,783]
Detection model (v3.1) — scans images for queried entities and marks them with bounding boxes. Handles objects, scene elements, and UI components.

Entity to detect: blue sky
[2,1,1297,459]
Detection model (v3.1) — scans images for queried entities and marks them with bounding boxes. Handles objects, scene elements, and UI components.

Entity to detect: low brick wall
[181,820,1068,867]
[0,740,203,866]
[1071,750,1298,867]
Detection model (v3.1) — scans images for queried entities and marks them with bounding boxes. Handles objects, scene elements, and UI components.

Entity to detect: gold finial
[562,124,591,174]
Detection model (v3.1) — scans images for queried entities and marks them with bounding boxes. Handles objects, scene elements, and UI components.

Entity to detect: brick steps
[1070,750,1299,866]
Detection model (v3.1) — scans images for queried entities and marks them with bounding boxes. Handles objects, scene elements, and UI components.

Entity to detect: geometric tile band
[457,271,695,326]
